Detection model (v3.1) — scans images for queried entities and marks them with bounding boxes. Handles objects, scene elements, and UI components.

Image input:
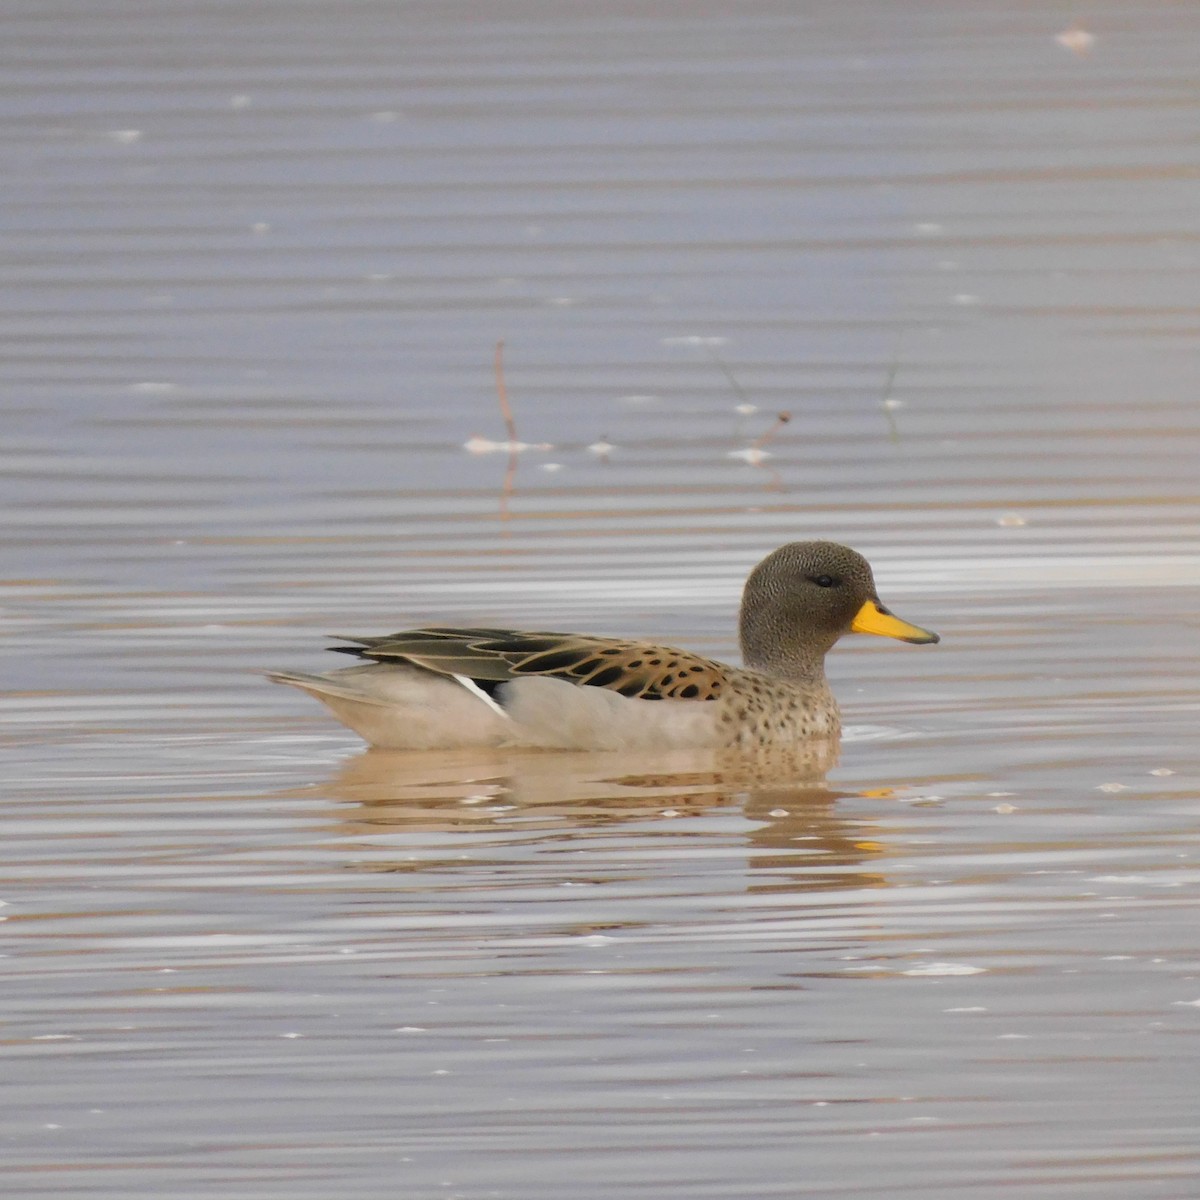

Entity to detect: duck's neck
[738,598,834,683]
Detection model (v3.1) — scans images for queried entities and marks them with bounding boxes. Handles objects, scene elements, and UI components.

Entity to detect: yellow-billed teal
[268,540,938,750]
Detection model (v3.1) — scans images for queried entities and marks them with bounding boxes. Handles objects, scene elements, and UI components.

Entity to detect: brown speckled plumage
[269,540,938,751]
[334,627,730,701]
[714,669,839,749]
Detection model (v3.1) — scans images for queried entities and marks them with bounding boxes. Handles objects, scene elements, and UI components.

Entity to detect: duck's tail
[267,663,511,749]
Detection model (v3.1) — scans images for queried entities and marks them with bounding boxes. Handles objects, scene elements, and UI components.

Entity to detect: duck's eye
[809,574,837,588]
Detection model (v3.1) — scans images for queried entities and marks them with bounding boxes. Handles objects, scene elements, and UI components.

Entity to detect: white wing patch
[453,674,511,719]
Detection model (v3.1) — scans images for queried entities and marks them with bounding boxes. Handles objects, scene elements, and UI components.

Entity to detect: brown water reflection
[317,744,886,894]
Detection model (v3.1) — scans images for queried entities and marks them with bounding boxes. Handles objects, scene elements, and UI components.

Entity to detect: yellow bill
[851,599,939,644]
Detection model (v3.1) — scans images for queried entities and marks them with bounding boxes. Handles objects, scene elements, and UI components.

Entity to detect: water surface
[4,2,1200,1197]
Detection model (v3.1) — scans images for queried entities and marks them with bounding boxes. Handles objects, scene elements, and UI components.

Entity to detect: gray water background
[4,2,1200,1197]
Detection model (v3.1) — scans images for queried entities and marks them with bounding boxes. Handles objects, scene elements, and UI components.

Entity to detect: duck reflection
[304,738,888,894]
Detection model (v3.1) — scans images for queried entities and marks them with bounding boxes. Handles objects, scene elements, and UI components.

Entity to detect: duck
[268,540,938,751]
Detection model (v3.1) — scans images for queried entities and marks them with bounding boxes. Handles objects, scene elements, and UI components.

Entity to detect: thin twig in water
[729,411,791,478]
[704,342,753,409]
[751,411,791,451]
[463,342,552,454]
[494,339,518,445]
[499,448,517,529]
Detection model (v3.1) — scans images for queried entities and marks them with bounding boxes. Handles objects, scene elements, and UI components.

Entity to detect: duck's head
[739,540,939,679]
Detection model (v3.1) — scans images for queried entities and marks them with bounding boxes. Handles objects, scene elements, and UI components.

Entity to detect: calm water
[4,2,1200,1196]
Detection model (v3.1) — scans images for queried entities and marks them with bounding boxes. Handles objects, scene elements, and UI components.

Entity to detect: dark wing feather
[329,627,729,701]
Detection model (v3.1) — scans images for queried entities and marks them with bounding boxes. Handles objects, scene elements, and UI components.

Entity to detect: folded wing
[330,626,729,701]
